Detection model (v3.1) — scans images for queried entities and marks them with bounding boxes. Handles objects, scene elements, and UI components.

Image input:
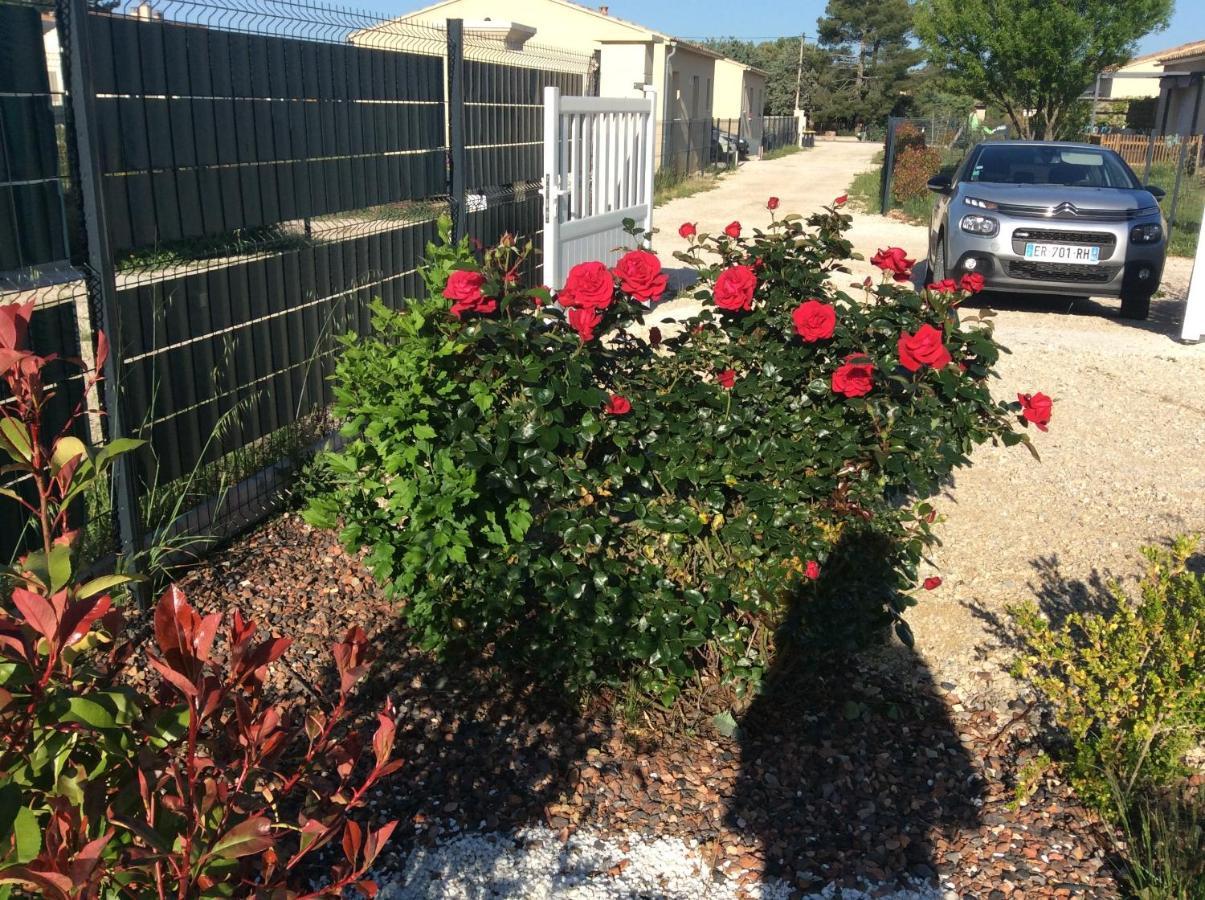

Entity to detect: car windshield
[966,145,1138,188]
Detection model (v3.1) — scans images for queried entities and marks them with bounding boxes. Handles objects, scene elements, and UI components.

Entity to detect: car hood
[957,183,1153,211]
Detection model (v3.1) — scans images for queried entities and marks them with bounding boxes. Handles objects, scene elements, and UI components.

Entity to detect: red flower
[679,222,697,239]
[767,197,780,210]
[568,306,602,342]
[832,354,874,398]
[0,300,34,351]
[724,221,742,239]
[960,272,985,294]
[612,249,667,303]
[443,270,496,318]
[898,324,952,372]
[833,194,848,207]
[926,278,957,294]
[713,265,757,312]
[791,299,836,342]
[870,247,916,282]
[716,368,736,389]
[1017,392,1053,431]
[922,576,942,591]
[560,261,615,310]
[805,560,820,580]
[603,394,631,415]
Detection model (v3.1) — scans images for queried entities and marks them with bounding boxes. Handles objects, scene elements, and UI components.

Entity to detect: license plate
[1024,242,1100,264]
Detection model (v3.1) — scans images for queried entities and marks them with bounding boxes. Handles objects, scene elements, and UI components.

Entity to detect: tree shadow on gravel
[730,643,983,892]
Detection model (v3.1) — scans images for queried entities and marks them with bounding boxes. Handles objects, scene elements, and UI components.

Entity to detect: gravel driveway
[651,143,1205,697]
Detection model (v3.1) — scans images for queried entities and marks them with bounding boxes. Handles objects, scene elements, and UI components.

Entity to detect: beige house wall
[598,42,653,98]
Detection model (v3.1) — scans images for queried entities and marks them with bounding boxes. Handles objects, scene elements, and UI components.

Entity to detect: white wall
[599,42,652,98]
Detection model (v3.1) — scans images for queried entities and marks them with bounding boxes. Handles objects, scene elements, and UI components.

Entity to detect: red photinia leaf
[355,879,381,897]
[93,330,109,372]
[153,585,202,660]
[332,626,373,694]
[210,816,274,860]
[286,818,333,869]
[0,300,34,351]
[59,593,112,648]
[0,866,74,900]
[10,587,60,643]
[192,612,221,664]
[67,831,114,886]
[360,821,398,871]
[371,708,398,772]
[147,654,199,698]
[341,820,364,866]
[236,637,291,686]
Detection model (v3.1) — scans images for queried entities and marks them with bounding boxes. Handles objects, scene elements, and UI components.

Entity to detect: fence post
[60,0,145,599]
[446,18,467,244]
[881,117,898,214]
[1167,139,1189,237]
[1142,133,1156,183]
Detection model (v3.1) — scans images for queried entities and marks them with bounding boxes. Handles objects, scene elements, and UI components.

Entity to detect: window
[705,77,712,114]
[691,75,700,118]
[967,144,1139,188]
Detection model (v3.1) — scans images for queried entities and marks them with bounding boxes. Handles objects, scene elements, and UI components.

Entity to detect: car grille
[995,202,1157,221]
[1011,228,1117,260]
[1007,260,1119,284]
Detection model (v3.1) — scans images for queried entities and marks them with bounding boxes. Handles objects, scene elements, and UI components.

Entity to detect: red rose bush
[310,208,1041,702]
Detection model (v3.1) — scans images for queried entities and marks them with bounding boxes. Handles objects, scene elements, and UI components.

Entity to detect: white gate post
[642,88,657,248]
[542,85,563,290]
[1180,199,1205,343]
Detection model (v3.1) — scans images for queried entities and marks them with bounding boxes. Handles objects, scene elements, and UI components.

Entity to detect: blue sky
[363,0,1202,58]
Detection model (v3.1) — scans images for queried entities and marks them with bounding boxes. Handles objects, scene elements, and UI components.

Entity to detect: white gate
[541,86,656,291]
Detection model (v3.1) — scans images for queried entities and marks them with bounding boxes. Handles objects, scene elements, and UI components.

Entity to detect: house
[357,0,760,165]
[714,58,768,149]
[1153,40,1205,136]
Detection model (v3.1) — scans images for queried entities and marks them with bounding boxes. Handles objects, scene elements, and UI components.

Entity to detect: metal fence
[1,0,591,571]
[657,114,800,181]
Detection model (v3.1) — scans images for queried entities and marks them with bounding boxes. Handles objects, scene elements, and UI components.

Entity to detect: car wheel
[1119,290,1151,321]
[930,233,947,282]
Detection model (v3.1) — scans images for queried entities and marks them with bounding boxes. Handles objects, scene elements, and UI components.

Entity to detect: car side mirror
[1145,184,1166,200]
[927,174,953,194]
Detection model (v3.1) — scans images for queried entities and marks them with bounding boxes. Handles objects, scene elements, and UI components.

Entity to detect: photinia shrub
[892,145,944,203]
[0,302,400,897]
[308,207,1047,703]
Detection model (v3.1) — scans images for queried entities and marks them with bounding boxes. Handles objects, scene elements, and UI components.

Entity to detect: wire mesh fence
[1,0,592,573]
[656,114,798,186]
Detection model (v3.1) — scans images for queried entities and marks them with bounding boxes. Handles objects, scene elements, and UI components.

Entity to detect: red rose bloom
[960,272,985,294]
[805,560,820,580]
[922,576,942,591]
[560,261,615,310]
[612,249,667,303]
[791,299,836,342]
[713,265,757,312]
[716,368,736,389]
[832,354,874,398]
[443,270,496,318]
[870,247,916,282]
[834,194,848,207]
[568,306,602,342]
[767,197,780,210]
[603,394,631,415]
[926,279,957,294]
[898,324,952,372]
[724,221,741,239]
[679,222,697,239]
[1017,392,1053,431]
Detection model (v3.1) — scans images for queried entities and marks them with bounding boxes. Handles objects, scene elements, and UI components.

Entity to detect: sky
[358,0,1204,58]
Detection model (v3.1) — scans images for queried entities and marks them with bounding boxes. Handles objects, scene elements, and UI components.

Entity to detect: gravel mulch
[165,513,1122,897]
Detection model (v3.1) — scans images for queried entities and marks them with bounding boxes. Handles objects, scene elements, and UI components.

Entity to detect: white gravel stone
[374,826,944,899]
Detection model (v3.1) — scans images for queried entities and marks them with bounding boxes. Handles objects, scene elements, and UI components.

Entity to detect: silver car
[926,141,1166,319]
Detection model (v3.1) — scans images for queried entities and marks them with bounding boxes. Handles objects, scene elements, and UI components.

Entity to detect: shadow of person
[729,533,983,893]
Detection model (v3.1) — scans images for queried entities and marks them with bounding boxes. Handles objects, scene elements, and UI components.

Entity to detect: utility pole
[794,33,805,111]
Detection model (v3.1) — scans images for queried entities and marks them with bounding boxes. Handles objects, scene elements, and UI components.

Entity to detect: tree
[815,0,921,130]
[915,0,1173,139]
[702,37,830,116]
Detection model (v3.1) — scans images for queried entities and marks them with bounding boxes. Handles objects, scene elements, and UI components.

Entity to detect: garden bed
[166,513,1122,897]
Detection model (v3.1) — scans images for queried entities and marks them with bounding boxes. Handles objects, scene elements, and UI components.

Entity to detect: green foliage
[1011,536,1204,813]
[310,209,1031,703]
[1114,787,1204,899]
[915,0,1174,139]
[893,145,944,204]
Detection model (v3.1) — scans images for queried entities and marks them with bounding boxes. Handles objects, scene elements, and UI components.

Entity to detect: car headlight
[1130,223,1163,244]
[960,214,999,237]
[964,197,998,210]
